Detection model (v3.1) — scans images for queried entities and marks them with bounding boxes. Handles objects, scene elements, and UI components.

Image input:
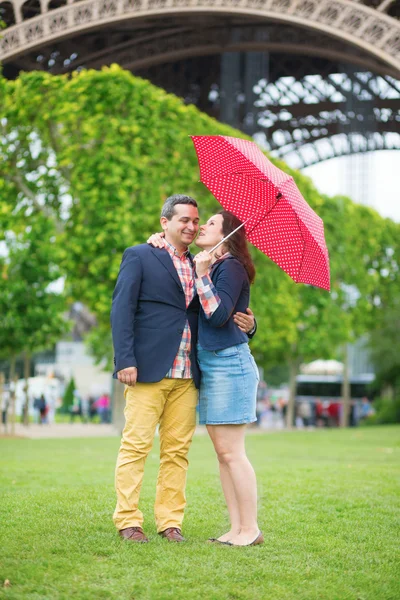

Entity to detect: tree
[369,300,400,398]
[310,194,400,426]
[0,67,297,370]
[62,377,76,413]
[1,66,399,426]
[0,212,67,424]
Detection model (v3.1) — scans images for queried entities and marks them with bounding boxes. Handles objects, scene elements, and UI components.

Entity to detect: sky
[303,150,400,223]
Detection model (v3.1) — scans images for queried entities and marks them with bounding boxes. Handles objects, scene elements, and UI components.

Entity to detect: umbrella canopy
[191,135,330,291]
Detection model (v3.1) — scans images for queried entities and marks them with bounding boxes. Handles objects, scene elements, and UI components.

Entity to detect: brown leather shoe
[119,527,149,543]
[159,527,185,542]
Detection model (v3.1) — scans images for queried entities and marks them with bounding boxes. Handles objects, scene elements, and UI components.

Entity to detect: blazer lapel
[151,247,183,292]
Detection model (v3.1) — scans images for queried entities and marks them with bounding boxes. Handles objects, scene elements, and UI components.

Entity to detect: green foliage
[263,364,290,387]
[362,397,400,425]
[0,65,399,378]
[62,377,75,412]
[0,212,68,364]
[368,299,400,392]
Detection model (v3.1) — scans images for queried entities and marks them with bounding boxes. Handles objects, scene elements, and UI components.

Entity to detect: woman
[149,210,262,547]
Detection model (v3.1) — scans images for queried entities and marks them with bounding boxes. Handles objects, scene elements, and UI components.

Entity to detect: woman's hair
[219,210,256,284]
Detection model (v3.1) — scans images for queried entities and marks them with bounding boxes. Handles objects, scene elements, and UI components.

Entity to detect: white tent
[300,359,344,376]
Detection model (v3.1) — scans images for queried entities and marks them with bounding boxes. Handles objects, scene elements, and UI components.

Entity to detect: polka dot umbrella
[191,135,330,291]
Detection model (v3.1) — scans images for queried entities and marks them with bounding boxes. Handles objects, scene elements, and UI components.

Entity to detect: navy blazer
[111,244,201,388]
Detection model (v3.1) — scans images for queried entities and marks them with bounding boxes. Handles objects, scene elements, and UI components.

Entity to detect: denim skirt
[197,342,259,425]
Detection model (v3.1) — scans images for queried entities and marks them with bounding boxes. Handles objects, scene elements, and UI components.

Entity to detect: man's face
[161,204,200,249]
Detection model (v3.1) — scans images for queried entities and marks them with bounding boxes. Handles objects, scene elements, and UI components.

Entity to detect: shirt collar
[164,239,190,259]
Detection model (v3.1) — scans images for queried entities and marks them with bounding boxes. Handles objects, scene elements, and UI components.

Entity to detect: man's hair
[161,194,198,220]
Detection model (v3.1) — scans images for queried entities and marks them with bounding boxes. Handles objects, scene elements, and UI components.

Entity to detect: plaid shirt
[164,240,195,379]
[195,253,230,318]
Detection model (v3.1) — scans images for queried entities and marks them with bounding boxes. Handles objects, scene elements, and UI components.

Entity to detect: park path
[1,423,211,439]
[2,423,120,439]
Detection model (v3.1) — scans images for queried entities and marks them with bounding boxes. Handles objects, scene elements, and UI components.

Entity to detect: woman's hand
[194,250,212,278]
[147,232,165,248]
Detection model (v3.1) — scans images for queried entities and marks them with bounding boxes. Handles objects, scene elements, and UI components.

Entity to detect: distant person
[319,399,330,427]
[88,396,97,421]
[94,393,111,424]
[39,394,48,424]
[298,401,312,427]
[280,397,288,425]
[1,392,9,431]
[260,400,274,429]
[349,400,358,427]
[33,396,42,424]
[327,400,340,427]
[360,397,375,421]
[70,391,82,423]
[256,381,268,426]
[81,396,89,423]
[295,404,304,429]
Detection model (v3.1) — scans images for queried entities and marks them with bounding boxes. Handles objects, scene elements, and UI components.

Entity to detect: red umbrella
[190,135,330,291]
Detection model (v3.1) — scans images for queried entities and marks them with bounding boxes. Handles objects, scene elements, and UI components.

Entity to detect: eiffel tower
[1,0,399,168]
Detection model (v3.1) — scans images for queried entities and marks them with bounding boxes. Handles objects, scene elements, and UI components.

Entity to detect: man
[111,194,255,543]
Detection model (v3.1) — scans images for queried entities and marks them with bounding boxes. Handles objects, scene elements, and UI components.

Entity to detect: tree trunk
[23,352,31,427]
[9,356,16,436]
[286,360,299,429]
[340,344,351,428]
[382,384,394,400]
[0,372,5,434]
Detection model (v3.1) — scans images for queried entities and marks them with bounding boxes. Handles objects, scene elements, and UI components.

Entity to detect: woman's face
[196,214,224,249]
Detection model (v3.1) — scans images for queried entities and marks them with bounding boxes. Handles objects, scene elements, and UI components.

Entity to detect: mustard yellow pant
[113,378,198,532]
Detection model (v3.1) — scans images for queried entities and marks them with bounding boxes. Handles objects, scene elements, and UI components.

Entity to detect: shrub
[362,396,400,425]
[61,377,76,413]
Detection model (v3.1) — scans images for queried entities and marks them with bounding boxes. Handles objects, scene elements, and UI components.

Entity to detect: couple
[111,194,262,546]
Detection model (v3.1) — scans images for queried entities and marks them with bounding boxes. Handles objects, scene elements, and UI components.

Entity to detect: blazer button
[178,329,183,334]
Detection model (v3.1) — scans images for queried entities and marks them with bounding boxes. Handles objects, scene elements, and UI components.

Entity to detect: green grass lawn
[1,427,399,600]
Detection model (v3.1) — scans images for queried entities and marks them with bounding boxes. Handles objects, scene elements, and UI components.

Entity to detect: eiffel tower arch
[0,0,399,167]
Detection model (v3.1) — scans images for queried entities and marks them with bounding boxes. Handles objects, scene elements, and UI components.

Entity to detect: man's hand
[147,232,165,248]
[194,250,212,278]
[117,367,138,386]
[233,307,255,333]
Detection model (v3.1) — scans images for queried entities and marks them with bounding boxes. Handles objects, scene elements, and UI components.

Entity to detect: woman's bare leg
[208,424,260,545]
[207,425,240,542]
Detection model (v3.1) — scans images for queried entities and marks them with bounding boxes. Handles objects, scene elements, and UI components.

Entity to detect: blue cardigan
[198,256,251,351]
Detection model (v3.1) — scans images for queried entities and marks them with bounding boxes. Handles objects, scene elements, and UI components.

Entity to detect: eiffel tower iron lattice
[0,0,399,166]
